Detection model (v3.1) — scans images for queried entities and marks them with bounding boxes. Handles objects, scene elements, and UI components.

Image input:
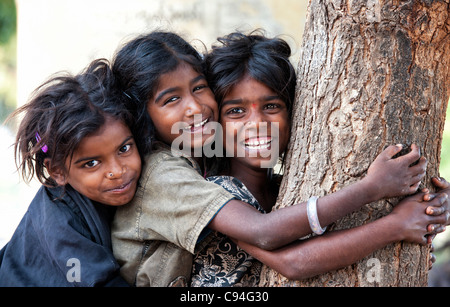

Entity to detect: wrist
[357,176,382,204]
[381,213,405,243]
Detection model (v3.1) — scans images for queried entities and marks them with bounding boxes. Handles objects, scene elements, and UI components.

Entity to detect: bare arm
[208,144,427,250]
[235,192,448,280]
[238,221,398,280]
[209,178,376,250]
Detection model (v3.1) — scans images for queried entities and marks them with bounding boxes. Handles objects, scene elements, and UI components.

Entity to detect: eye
[84,160,100,169]
[119,144,132,154]
[264,101,286,113]
[265,102,286,111]
[163,96,179,106]
[193,84,208,92]
[226,107,245,115]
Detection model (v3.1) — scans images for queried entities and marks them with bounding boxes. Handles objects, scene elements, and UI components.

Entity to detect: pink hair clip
[35,132,48,153]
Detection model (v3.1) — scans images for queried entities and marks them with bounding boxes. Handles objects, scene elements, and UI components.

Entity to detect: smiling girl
[0,59,142,286]
[111,31,439,287]
[111,32,233,287]
[190,31,449,286]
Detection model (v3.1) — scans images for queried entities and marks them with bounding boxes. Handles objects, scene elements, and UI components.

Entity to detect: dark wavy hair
[112,31,205,149]
[206,30,296,119]
[8,58,141,187]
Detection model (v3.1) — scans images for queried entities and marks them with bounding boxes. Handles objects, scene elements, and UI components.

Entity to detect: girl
[0,59,142,286]
[110,31,438,287]
[191,31,449,286]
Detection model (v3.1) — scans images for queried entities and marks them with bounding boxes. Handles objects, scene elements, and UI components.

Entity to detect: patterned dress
[191,176,266,287]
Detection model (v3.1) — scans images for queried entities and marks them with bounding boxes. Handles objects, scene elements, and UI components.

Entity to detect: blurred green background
[0,0,16,122]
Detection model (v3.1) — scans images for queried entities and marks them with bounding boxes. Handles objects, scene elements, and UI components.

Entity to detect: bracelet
[307,196,327,235]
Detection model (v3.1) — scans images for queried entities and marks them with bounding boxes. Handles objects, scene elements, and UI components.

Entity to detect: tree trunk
[260,0,450,287]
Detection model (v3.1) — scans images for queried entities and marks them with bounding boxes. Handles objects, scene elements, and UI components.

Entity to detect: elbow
[252,237,279,251]
[250,229,290,250]
[283,267,319,281]
[280,270,303,281]
[273,254,308,281]
[279,264,316,281]
[281,260,335,281]
[244,221,295,250]
[271,253,317,281]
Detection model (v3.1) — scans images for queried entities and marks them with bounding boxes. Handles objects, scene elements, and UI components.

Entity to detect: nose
[184,95,203,117]
[106,158,125,179]
[245,107,267,129]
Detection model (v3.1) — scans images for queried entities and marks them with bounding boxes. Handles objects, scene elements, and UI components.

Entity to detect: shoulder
[33,186,112,244]
[207,176,243,192]
[207,176,263,212]
[30,186,82,225]
[142,146,201,179]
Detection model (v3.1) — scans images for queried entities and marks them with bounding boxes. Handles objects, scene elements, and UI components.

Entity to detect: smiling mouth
[106,179,133,193]
[243,137,272,150]
[183,117,209,132]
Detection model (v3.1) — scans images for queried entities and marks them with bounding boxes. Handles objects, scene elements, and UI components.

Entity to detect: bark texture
[259,0,450,287]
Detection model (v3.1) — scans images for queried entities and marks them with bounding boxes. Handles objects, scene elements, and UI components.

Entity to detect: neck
[227,161,276,212]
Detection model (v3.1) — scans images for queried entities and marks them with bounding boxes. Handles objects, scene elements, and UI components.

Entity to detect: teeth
[244,138,272,149]
[194,118,208,128]
[245,139,271,146]
[246,143,271,150]
[184,118,208,130]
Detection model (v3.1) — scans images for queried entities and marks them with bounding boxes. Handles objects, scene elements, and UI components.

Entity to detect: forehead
[157,62,201,88]
[224,75,277,102]
[72,118,130,157]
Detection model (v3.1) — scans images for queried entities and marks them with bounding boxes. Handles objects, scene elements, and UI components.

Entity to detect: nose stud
[108,172,114,178]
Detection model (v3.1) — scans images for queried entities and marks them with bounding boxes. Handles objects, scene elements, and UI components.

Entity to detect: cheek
[221,128,231,154]
[66,173,102,198]
[150,114,180,143]
[203,94,219,120]
[221,121,240,153]
[224,136,237,156]
[148,105,170,132]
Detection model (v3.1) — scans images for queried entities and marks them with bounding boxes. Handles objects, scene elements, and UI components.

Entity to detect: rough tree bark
[259,0,450,287]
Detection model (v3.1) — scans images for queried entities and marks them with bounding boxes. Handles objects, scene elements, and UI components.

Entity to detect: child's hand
[423,190,449,231]
[421,184,449,245]
[390,192,447,245]
[429,244,436,270]
[428,177,450,226]
[365,144,427,200]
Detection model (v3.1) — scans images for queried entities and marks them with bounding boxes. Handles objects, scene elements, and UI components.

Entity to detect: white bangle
[307,196,327,235]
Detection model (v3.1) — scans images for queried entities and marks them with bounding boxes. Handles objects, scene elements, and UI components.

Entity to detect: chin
[102,194,134,207]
